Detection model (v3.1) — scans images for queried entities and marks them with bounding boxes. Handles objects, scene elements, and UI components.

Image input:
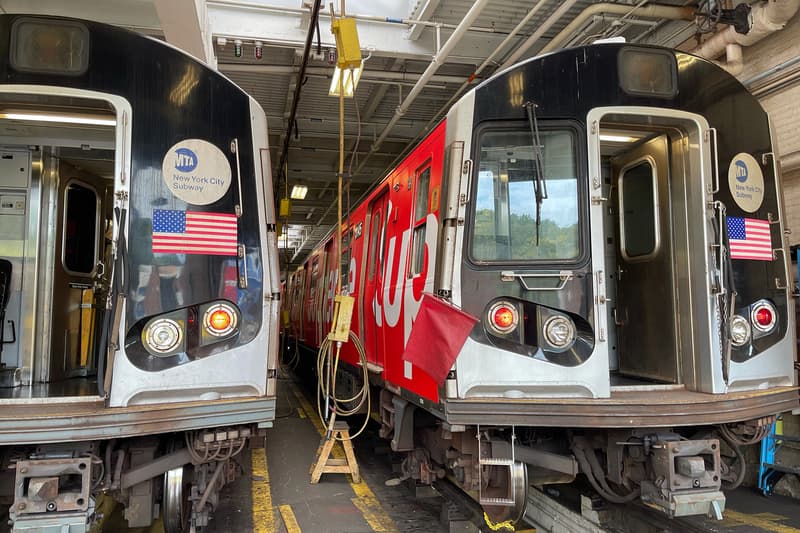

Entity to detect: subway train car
[286,43,798,523]
[0,15,280,532]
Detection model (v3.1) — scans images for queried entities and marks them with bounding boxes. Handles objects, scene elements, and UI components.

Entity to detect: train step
[478,457,517,507]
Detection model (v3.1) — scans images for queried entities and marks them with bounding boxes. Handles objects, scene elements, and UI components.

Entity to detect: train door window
[63,181,98,274]
[368,208,383,280]
[619,159,659,259]
[471,129,578,262]
[410,165,431,277]
[341,226,351,292]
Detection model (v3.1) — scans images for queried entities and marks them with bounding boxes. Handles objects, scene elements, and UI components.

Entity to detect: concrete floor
[204,377,800,533]
[205,377,447,533]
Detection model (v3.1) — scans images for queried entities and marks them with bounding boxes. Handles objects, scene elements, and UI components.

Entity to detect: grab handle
[500,270,573,291]
[706,128,720,194]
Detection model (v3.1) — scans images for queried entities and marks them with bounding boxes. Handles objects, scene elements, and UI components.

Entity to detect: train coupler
[639,438,725,519]
[9,457,94,532]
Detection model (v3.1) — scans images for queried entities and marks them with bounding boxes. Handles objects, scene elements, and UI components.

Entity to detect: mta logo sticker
[728,152,764,213]
[174,147,198,172]
[734,159,748,183]
[162,139,232,205]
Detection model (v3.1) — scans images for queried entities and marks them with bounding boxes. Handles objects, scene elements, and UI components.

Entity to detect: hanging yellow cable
[314,0,369,449]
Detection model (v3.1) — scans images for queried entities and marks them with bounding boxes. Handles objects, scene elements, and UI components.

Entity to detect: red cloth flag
[402,293,478,384]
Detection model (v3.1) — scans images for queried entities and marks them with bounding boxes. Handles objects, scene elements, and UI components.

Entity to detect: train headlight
[729,315,751,347]
[143,318,183,355]
[204,303,238,337]
[543,315,576,351]
[487,301,518,335]
[751,300,777,333]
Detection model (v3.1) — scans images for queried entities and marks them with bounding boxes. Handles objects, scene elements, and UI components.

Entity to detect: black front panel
[0,15,265,369]
[464,44,786,364]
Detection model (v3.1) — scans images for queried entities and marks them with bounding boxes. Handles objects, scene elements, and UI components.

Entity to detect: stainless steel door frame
[587,106,721,393]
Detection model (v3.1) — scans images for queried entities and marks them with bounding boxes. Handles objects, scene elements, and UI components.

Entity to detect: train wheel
[482,461,528,526]
[163,465,189,533]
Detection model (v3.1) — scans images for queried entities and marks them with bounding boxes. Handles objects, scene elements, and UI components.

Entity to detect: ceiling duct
[499,2,694,71]
[692,0,800,75]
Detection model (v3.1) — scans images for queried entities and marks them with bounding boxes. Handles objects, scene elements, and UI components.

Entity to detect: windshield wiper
[524,101,547,245]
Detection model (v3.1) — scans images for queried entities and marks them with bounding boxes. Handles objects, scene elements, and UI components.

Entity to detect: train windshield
[471,129,578,262]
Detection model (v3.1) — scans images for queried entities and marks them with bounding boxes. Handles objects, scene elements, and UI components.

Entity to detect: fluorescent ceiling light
[290,184,308,200]
[329,61,363,98]
[0,111,116,126]
[599,134,638,143]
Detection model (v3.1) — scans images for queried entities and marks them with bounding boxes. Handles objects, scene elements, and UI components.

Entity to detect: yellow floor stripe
[290,383,399,533]
[251,449,275,533]
[278,504,302,533]
[721,510,800,533]
[297,407,307,419]
[350,486,400,532]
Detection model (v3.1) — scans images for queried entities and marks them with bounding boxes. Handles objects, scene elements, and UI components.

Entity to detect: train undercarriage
[375,384,795,524]
[0,398,274,532]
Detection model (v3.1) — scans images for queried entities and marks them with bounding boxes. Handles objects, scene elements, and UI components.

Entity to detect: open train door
[49,166,114,381]
[611,134,679,383]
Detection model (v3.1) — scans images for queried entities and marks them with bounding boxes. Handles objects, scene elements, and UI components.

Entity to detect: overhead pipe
[566,14,660,48]
[352,0,550,182]
[218,63,470,84]
[421,0,549,129]
[742,54,800,87]
[692,0,800,75]
[781,150,800,173]
[498,0,580,71]
[721,42,744,76]
[539,3,695,55]
[363,0,491,163]
[208,0,505,35]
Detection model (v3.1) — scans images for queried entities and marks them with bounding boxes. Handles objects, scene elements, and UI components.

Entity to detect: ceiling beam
[219,63,472,84]
[153,0,215,65]
[207,1,515,64]
[406,0,441,41]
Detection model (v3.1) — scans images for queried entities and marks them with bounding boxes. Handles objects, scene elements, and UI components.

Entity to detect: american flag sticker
[152,209,238,256]
[727,216,773,261]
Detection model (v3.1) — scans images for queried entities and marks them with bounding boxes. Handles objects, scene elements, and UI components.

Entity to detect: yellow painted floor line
[278,504,302,533]
[290,383,399,533]
[721,510,800,533]
[297,407,307,418]
[251,448,276,533]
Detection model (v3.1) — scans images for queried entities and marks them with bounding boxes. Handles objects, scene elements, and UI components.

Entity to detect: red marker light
[209,309,232,332]
[755,307,773,328]
[203,303,238,337]
[487,301,518,335]
[751,301,776,333]
[493,306,515,329]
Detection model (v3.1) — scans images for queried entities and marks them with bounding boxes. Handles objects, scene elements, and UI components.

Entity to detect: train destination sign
[162,139,232,205]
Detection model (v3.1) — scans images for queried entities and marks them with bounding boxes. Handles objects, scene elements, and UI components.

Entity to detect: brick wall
[737,9,800,235]
[780,170,800,245]
[738,10,800,476]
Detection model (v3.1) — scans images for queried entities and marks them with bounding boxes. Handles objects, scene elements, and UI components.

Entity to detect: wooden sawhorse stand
[310,420,360,483]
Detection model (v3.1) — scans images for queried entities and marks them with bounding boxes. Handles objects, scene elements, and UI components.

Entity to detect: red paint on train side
[288,121,447,403]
